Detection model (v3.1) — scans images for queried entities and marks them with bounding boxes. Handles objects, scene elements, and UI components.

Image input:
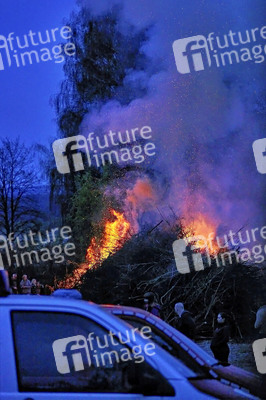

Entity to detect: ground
[197,340,258,374]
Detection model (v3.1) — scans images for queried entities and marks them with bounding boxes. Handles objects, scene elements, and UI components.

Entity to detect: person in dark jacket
[143,292,161,318]
[31,278,37,295]
[254,305,266,338]
[35,281,44,295]
[210,312,230,364]
[174,302,196,339]
[10,273,18,294]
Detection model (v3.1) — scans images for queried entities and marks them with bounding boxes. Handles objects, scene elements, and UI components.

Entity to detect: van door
[6,310,177,400]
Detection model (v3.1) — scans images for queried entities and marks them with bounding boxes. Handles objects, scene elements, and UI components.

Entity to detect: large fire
[57,209,131,289]
[184,213,220,255]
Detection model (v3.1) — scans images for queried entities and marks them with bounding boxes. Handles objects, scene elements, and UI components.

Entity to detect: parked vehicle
[0,270,261,400]
[102,304,265,399]
[0,271,218,400]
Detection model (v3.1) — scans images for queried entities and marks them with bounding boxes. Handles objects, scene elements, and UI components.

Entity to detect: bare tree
[0,138,40,236]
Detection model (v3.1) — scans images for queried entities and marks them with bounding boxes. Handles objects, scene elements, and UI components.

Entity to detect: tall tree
[51,6,150,210]
[47,5,151,259]
[0,138,40,236]
[55,6,149,138]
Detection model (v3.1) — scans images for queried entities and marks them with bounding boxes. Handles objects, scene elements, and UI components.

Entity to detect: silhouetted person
[174,302,196,339]
[210,312,230,365]
[254,306,266,399]
[143,292,161,318]
[10,273,18,294]
[36,281,43,295]
[20,274,31,294]
[254,305,266,338]
[31,278,37,295]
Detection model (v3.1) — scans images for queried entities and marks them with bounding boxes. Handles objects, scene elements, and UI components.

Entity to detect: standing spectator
[44,284,52,295]
[174,302,196,339]
[210,312,230,365]
[143,292,161,318]
[254,305,266,338]
[36,281,43,295]
[10,273,18,294]
[31,278,37,295]
[20,274,31,294]
[254,305,266,400]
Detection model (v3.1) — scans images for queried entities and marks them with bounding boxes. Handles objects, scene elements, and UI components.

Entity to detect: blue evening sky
[0,0,265,232]
[0,0,77,147]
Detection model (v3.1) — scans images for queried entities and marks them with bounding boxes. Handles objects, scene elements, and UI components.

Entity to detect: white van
[0,271,259,400]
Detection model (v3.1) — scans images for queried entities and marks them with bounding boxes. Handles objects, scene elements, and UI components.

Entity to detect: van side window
[121,317,208,377]
[12,311,174,395]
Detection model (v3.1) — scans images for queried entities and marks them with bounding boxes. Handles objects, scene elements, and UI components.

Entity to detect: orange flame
[184,213,220,255]
[86,209,131,264]
[57,209,131,289]
[126,178,156,232]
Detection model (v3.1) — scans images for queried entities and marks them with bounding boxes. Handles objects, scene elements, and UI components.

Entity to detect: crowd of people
[7,275,265,365]
[142,291,266,366]
[10,273,44,295]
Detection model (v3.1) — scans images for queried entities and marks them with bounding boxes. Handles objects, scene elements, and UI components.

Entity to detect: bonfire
[57,209,131,289]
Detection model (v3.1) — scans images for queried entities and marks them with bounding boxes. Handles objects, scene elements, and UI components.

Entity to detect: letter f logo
[0,235,11,268]
[53,335,91,374]
[252,338,266,374]
[173,35,211,74]
[0,35,11,71]
[173,236,207,274]
[253,138,266,174]
[53,135,91,174]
